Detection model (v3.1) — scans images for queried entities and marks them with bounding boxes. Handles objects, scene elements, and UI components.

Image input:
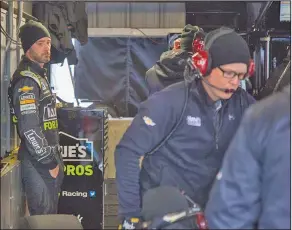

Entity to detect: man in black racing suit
[7,20,64,215]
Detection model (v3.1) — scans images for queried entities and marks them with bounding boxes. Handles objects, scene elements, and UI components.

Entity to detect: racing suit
[8,56,64,215]
[115,79,256,220]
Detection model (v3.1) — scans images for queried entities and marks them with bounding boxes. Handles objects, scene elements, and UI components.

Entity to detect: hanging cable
[273,60,291,93]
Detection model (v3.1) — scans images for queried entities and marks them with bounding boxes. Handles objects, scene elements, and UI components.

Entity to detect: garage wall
[1,6,26,156]
[87,2,186,28]
[1,1,32,15]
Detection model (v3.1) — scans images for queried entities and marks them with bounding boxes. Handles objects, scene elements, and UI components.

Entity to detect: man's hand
[49,165,59,178]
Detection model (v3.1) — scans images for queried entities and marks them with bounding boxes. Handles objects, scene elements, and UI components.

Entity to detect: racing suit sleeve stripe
[115,96,177,218]
[13,77,58,169]
[205,109,261,229]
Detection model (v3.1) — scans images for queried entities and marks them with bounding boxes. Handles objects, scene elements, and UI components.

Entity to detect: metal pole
[253,46,261,94]
[252,1,273,31]
[265,36,271,81]
[260,36,271,89]
[4,1,14,153]
[14,1,23,148]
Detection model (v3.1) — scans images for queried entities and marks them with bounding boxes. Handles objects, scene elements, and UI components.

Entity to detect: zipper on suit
[213,100,222,150]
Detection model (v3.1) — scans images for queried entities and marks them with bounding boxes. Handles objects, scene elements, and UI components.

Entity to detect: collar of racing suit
[20,55,47,77]
[190,79,228,109]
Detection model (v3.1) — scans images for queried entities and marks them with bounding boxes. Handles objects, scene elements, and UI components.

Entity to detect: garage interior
[1,1,290,229]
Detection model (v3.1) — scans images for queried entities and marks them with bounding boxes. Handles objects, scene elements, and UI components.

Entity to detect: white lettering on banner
[20,104,36,112]
[61,191,88,198]
[59,132,94,162]
[61,144,87,158]
[76,214,83,223]
[24,129,48,155]
[19,92,35,101]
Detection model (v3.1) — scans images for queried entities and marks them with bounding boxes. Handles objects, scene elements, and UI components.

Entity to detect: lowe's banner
[57,108,107,229]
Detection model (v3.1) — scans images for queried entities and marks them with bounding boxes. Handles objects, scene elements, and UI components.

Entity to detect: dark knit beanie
[19,20,51,53]
[180,24,205,52]
[207,27,251,69]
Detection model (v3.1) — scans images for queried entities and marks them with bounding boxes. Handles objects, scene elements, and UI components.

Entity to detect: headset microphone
[186,57,235,94]
[200,77,235,94]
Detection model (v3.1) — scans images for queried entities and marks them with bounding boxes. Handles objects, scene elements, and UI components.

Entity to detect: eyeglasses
[218,67,247,80]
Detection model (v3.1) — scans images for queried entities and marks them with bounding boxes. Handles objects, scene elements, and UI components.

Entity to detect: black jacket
[8,56,60,169]
[115,79,255,218]
[145,50,190,96]
[33,2,88,65]
[206,86,291,229]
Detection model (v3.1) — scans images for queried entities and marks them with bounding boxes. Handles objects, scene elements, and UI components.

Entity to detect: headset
[192,38,205,53]
[171,27,205,53]
[173,37,205,53]
[145,28,253,157]
[191,28,255,78]
[189,28,255,95]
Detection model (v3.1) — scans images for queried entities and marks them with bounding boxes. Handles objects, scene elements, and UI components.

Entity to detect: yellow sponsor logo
[18,86,33,93]
[64,165,93,176]
[131,218,140,223]
[20,99,35,105]
[12,115,18,123]
[44,120,58,130]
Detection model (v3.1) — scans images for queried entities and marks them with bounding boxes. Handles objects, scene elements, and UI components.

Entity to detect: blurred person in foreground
[205,85,291,229]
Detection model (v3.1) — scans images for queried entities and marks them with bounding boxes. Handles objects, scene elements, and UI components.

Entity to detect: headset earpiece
[191,51,209,76]
[192,28,235,77]
[248,59,255,77]
[192,27,206,54]
[192,38,204,54]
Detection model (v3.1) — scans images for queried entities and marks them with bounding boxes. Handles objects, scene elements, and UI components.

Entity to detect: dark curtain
[74,37,167,117]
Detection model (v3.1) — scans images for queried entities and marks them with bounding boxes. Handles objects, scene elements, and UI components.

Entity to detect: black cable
[1,24,22,46]
[134,28,167,45]
[146,64,193,156]
[273,60,291,93]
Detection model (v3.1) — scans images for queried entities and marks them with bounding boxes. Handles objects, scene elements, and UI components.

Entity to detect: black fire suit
[8,56,64,215]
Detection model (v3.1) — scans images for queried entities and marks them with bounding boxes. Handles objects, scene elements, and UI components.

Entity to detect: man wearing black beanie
[115,27,256,230]
[145,24,205,97]
[7,20,64,215]
[196,27,252,101]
